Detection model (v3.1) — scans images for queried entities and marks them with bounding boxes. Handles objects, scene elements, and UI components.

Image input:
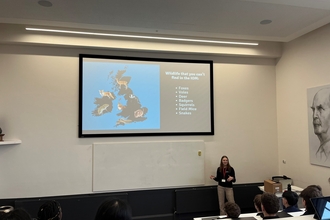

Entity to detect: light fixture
[38,0,52,7]
[260,20,272,25]
[25,27,259,46]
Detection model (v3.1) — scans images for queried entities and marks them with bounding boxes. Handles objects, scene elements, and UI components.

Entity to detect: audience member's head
[94,198,132,220]
[306,185,322,192]
[224,202,241,218]
[299,185,323,213]
[37,200,62,220]
[0,208,32,220]
[282,191,299,208]
[253,194,262,212]
[261,193,279,217]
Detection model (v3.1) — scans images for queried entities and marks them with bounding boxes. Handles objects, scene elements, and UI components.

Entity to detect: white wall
[0,26,278,199]
[277,23,330,195]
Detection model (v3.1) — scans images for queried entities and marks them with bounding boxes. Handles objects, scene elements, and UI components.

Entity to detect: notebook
[277,211,292,218]
[201,216,221,220]
[201,217,256,220]
[311,196,330,220]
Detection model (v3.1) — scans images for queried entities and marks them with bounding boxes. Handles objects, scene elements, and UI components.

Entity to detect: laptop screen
[311,196,330,220]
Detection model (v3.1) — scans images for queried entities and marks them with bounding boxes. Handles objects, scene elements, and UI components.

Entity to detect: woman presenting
[210,155,236,215]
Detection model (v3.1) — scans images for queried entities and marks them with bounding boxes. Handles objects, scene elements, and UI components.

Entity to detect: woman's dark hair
[37,200,62,220]
[94,198,132,220]
[219,155,232,171]
[0,208,32,220]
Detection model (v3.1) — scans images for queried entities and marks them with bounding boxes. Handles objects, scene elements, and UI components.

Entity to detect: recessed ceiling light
[260,20,272,25]
[38,0,52,7]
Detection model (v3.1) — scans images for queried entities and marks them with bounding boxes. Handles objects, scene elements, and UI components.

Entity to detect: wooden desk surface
[193,211,312,220]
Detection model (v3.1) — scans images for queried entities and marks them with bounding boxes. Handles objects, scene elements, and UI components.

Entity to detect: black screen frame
[78,54,214,138]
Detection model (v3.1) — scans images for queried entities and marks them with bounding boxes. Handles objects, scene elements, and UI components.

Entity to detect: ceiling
[1,0,330,42]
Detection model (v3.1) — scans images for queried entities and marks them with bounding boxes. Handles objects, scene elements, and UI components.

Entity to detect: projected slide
[82,63,160,130]
[79,54,214,137]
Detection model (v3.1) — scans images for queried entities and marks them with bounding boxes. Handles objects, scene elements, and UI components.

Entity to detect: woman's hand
[210,175,215,179]
[227,175,234,182]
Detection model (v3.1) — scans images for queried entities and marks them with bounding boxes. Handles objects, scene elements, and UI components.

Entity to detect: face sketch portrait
[308,85,330,167]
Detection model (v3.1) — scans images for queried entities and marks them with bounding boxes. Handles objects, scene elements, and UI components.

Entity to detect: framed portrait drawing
[307,84,330,167]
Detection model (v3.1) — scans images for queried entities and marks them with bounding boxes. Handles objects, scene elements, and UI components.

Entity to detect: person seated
[94,198,132,220]
[223,202,241,218]
[253,194,264,217]
[299,185,323,216]
[261,193,279,219]
[281,190,301,212]
[37,200,62,220]
[0,208,32,220]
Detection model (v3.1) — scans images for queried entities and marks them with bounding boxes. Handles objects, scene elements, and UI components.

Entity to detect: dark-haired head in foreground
[37,200,62,220]
[0,208,32,220]
[253,194,264,217]
[95,198,132,220]
[299,185,323,215]
[282,191,300,212]
[261,193,279,218]
[224,202,241,218]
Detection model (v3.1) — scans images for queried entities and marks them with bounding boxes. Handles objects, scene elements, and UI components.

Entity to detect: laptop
[311,196,330,220]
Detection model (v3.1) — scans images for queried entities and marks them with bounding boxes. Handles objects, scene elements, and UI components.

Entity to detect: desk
[258,185,304,195]
[193,212,263,220]
[194,211,311,220]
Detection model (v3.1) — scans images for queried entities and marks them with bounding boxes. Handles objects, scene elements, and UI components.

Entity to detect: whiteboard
[93,140,205,192]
